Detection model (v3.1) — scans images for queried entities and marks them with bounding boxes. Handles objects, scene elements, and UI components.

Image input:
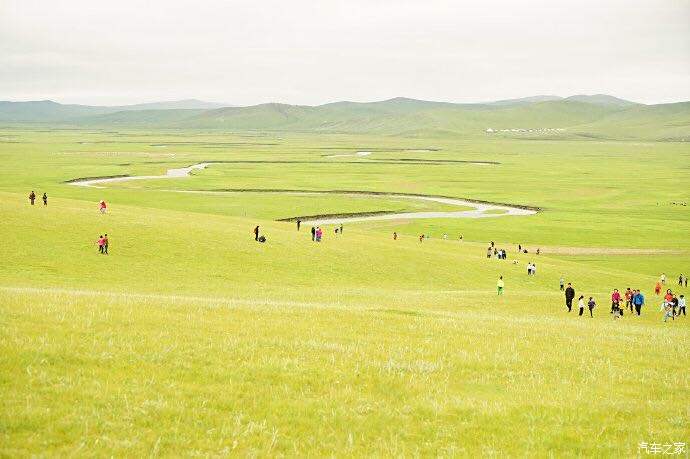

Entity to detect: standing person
[487,247,492,258]
[99,200,107,214]
[315,227,322,242]
[491,241,494,248]
[559,276,565,291]
[526,262,532,276]
[393,232,398,240]
[633,289,645,316]
[42,193,48,206]
[518,244,522,252]
[339,224,343,234]
[296,220,301,231]
[103,234,109,255]
[96,235,105,254]
[684,274,688,288]
[253,226,259,241]
[611,289,621,315]
[679,274,684,286]
[654,281,662,295]
[497,276,504,295]
[531,263,537,276]
[577,295,585,316]
[625,288,633,312]
[660,273,666,285]
[587,297,596,318]
[678,295,686,316]
[311,226,316,241]
[565,283,575,312]
[29,191,36,205]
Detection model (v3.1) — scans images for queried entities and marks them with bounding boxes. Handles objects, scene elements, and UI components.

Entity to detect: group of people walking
[660,288,686,322]
[28,191,48,206]
[526,262,537,276]
[564,284,647,318]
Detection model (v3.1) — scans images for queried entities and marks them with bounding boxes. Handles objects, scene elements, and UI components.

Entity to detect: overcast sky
[1,0,688,106]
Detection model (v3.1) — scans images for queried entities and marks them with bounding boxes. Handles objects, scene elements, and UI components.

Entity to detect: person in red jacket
[611,289,622,316]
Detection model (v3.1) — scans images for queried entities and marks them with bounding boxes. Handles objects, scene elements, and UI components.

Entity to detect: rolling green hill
[1,95,688,140]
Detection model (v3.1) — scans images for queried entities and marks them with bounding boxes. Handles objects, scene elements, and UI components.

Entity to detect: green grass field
[1,127,688,456]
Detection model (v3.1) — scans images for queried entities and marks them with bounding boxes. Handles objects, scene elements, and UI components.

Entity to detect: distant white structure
[485,128,494,133]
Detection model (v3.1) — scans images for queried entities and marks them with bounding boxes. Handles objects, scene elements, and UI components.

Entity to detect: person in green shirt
[497,276,505,295]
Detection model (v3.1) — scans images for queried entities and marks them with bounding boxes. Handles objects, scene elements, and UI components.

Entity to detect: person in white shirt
[678,295,686,316]
[578,296,585,316]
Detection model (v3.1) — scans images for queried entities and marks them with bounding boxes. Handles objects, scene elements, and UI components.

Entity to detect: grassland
[0,127,688,456]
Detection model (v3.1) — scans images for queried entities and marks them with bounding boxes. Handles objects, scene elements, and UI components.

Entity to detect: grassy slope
[1,193,688,456]
[1,128,688,455]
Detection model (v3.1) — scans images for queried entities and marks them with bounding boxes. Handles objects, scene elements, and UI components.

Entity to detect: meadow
[1,127,688,456]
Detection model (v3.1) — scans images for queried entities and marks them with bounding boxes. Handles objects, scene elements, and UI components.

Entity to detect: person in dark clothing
[311,226,316,241]
[564,283,575,312]
[29,191,36,205]
[296,220,301,231]
[42,193,48,206]
[339,224,343,234]
[670,295,679,317]
[253,226,259,241]
[587,297,596,317]
[679,274,684,286]
[103,234,109,255]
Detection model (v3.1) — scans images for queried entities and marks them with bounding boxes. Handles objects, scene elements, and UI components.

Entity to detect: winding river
[68,162,537,223]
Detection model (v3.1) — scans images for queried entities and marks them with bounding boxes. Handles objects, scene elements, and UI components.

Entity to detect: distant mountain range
[0,95,688,140]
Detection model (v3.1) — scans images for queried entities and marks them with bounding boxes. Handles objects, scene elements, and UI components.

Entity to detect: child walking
[578,295,585,316]
[587,297,596,318]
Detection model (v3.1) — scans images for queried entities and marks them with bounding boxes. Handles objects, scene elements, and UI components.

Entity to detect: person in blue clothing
[632,289,645,316]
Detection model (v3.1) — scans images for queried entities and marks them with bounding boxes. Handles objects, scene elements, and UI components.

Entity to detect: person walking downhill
[678,295,686,316]
[661,301,674,323]
[311,226,316,241]
[660,273,666,285]
[254,225,260,241]
[296,219,301,231]
[633,289,645,316]
[42,193,48,206]
[587,297,596,317]
[578,295,585,316]
[29,191,36,205]
[565,283,575,312]
[679,274,684,286]
[96,235,105,254]
[684,274,688,288]
[103,234,109,255]
[497,276,505,295]
[654,281,662,295]
[611,289,622,316]
[99,200,107,214]
[559,276,565,291]
[625,288,633,313]
[315,227,323,242]
[393,232,398,240]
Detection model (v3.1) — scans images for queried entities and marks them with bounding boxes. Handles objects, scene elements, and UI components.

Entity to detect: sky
[1,0,689,106]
